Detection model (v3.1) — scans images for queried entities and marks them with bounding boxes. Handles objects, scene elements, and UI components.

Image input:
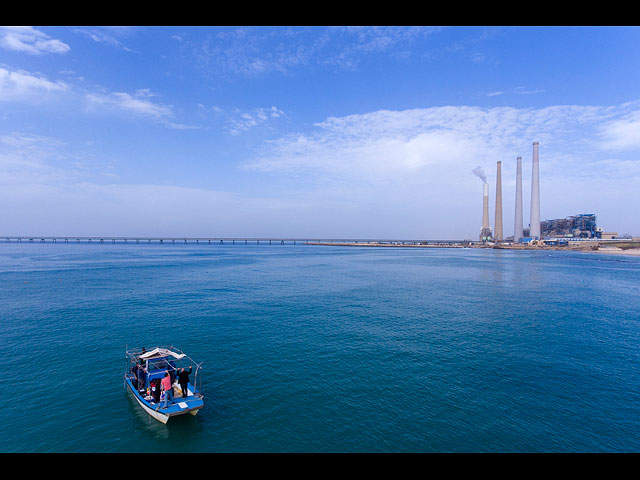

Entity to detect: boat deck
[126,377,204,416]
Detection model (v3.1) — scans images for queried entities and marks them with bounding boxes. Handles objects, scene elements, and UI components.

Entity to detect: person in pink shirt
[161,372,173,408]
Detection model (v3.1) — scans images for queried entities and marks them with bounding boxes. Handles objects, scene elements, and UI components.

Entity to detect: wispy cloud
[0,27,70,55]
[85,90,173,119]
[226,106,285,135]
[319,26,437,70]
[0,67,69,101]
[73,28,135,52]
[0,132,87,186]
[193,26,439,79]
[0,65,193,129]
[599,110,640,150]
[514,86,545,95]
[84,89,196,129]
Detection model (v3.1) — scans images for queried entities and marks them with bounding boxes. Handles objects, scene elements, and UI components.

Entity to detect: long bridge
[0,236,470,246]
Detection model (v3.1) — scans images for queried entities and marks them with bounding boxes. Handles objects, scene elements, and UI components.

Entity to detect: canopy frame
[124,344,204,401]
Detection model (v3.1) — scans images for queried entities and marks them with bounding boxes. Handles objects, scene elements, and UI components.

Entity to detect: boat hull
[125,377,203,424]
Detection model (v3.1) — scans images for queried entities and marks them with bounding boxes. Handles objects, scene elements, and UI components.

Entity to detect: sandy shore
[588,247,640,257]
[307,242,640,257]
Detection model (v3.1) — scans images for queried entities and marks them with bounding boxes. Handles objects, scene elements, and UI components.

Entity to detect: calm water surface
[0,243,638,452]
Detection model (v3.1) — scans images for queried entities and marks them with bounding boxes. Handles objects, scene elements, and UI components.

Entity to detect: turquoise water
[0,243,639,452]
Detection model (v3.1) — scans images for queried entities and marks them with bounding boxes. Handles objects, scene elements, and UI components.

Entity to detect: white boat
[125,346,204,424]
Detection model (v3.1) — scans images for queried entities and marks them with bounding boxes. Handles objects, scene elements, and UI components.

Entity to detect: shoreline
[306,242,640,257]
[586,247,640,257]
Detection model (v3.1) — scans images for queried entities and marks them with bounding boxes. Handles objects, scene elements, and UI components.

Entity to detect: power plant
[477,142,540,243]
[475,141,618,244]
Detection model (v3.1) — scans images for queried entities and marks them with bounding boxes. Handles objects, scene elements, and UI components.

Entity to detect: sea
[0,242,638,453]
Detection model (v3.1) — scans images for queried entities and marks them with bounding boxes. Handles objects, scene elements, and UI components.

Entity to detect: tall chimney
[530,141,541,238]
[514,156,524,241]
[494,161,503,241]
[480,182,492,241]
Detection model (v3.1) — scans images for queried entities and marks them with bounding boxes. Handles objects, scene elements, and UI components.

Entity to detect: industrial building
[539,214,599,238]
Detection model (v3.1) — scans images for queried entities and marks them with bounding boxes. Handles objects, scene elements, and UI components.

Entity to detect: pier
[2,236,636,254]
[0,236,472,246]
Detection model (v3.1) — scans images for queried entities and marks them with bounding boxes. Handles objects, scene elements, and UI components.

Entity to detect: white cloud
[194,27,438,79]
[83,90,196,129]
[73,28,135,52]
[0,27,70,55]
[226,106,286,135]
[0,132,82,186]
[514,86,545,95]
[246,104,640,181]
[0,65,193,129]
[599,111,640,150]
[85,91,173,119]
[0,67,68,101]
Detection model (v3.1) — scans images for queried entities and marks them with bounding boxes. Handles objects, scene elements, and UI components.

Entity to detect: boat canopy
[139,347,186,361]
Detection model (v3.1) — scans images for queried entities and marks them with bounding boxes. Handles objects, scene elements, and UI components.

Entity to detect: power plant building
[473,140,608,244]
[539,214,599,238]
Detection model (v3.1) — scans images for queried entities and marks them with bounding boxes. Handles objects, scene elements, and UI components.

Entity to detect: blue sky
[1,26,639,239]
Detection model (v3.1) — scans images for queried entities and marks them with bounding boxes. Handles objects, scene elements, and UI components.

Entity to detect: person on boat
[131,363,139,390]
[161,372,173,408]
[151,379,161,404]
[177,366,192,398]
[137,364,147,393]
[169,363,177,384]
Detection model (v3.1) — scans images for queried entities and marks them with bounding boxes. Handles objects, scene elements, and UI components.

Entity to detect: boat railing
[124,345,203,398]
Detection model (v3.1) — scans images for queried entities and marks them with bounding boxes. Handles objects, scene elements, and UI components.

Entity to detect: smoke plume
[472,166,487,183]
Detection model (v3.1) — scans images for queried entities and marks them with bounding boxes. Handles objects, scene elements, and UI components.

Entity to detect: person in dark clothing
[137,365,147,393]
[151,379,161,403]
[131,364,139,390]
[177,367,192,398]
